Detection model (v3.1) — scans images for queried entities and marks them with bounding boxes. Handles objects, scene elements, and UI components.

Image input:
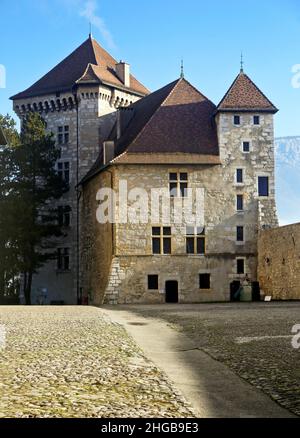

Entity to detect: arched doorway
[165,281,179,303]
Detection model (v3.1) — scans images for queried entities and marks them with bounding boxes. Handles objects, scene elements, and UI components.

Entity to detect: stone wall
[13,84,141,304]
[258,223,300,300]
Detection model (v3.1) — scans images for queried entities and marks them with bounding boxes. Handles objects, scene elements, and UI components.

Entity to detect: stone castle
[12,36,279,305]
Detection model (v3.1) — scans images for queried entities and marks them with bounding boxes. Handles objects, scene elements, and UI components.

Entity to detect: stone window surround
[57,247,71,272]
[233,115,241,126]
[236,193,245,213]
[241,139,252,153]
[252,115,261,126]
[185,226,206,255]
[236,225,245,245]
[147,274,159,291]
[57,161,71,184]
[199,273,211,291]
[256,173,270,198]
[169,171,189,198]
[235,257,247,276]
[235,167,246,185]
[151,226,172,255]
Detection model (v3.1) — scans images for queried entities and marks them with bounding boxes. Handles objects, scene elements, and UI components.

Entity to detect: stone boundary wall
[258,223,300,300]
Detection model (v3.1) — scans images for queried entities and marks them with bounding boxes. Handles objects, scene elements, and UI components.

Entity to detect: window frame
[236,168,244,184]
[242,140,251,153]
[148,275,159,290]
[258,176,269,197]
[199,273,211,290]
[236,225,245,243]
[186,226,206,255]
[169,172,188,198]
[236,194,244,212]
[57,248,70,271]
[236,258,245,275]
[253,115,260,126]
[152,227,172,255]
[57,125,70,145]
[233,115,241,126]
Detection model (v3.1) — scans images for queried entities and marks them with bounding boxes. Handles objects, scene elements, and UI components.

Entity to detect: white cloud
[80,0,116,49]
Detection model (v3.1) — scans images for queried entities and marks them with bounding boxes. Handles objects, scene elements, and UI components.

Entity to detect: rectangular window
[234,115,240,125]
[258,176,269,197]
[236,169,243,184]
[58,162,70,184]
[57,248,70,271]
[169,172,188,198]
[243,141,250,152]
[199,274,211,290]
[253,116,260,125]
[57,125,69,144]
[237,258,245,275]
[148,275,159,290]
[186,227,205,255]
[58,206,71,227]
[152,227,172,255]
[237,226,244,242]
[237,194,244,211]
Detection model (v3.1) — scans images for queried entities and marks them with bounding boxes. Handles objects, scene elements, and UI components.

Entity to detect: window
[234,115,240,125]
[57,248,70,271]
[237,258,245,274]
[237,194,244,211]
[258,176,269,197]
[253,116,260,125]
[186,226,205,255]
[152,227,171,255]
[169,172,188,197]
[199,274,211,290]
[58,125,69,144]
[236,169,243,184]
[148,275,159,290]
[58,162,70,184]
[58,206,71,227]
[242,141,250,153]
[237,226,244,242]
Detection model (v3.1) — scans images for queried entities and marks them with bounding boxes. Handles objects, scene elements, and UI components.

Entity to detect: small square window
[152,227,161,236]
[243,141,250,152]
[236,169,243,184]
[237,259,245,274]
[234,115,240,125]
[199,274,211,289]
[148,275,159,290]
[237,226,244,242]
[258,176,269,197]
[253,116,260,125]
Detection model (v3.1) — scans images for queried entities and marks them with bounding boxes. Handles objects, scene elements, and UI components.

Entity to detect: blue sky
[0,0,300,224]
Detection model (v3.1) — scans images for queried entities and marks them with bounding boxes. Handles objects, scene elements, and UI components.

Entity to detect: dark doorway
[165,281,179,303]
[252,281,261,302]
[230,281,241,302]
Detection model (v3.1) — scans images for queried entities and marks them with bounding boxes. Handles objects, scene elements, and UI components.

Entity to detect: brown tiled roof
[11,37,149,100]
[114,78,219,156]
[217,72,278,113]
[0,127,7,145]
[82,78,219,184]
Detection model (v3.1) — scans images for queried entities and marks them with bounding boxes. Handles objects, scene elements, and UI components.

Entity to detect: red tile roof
[217,72,278,113]
[82,78,219,183]
[11,37,149,100]
[114,78,219,156]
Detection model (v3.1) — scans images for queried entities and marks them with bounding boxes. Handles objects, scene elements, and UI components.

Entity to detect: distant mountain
[274,136,300,225]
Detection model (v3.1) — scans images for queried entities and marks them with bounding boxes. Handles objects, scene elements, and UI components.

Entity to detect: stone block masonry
[258,223,300,300]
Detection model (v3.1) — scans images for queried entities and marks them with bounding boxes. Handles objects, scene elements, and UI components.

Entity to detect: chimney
[116,61,130,88]
[103,141,115,165]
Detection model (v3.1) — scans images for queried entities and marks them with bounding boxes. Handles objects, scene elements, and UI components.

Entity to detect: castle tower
[11,36,149,304]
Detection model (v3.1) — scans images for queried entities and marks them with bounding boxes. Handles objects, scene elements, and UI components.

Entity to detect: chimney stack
[103,141,115,165]
[116,61,130,88]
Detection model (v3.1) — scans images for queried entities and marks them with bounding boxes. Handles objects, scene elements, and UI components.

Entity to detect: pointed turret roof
[11,36,149,100]
[217,72,278,113]
[83,78,220,183]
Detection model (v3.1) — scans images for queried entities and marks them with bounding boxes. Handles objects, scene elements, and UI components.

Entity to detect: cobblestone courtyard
[115,302,300,417]
[0,307,194,418]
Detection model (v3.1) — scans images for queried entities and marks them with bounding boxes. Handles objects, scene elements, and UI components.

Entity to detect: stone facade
[258,223,300,300]
[81,110,278,304]
[13,86,142,304]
